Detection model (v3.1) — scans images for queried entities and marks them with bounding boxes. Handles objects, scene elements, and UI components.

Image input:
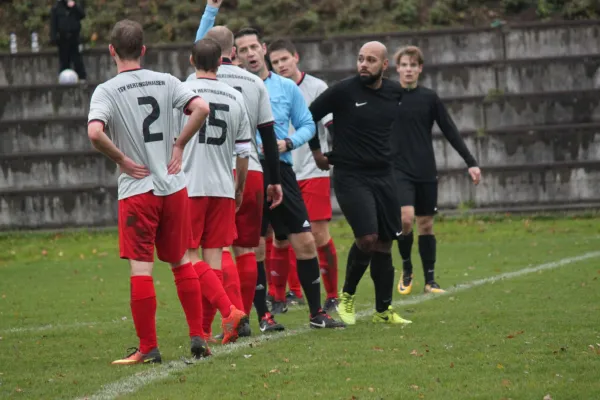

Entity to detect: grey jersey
[88,69,198,200]
[178,78,252,198]
[187,63,274,172]
[291,73,332,181]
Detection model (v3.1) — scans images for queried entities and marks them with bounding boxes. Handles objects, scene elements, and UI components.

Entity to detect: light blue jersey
[193,5,315,165]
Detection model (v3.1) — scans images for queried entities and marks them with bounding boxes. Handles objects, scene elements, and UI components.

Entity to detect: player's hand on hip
[118,157,150,179]
[266,184,283,209]
[277,140,288,153]
[168,145,184,175]
[208,0,223,8]
[468,166,481,185]
[314,153,330,171]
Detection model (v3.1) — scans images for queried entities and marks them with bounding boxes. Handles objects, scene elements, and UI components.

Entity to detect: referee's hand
[266,184,283,209]
[468,167,481,185]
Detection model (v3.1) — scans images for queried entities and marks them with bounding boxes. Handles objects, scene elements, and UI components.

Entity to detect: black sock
[253,261,269,321]
[342,243,372,295]
[419,235,436,284]
[370,251,395,313]
[397,231,414,276]
[297,258,322,317]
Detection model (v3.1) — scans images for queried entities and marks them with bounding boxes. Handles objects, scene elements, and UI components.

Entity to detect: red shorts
[298,177,332,222]
[189,196,236,249]
[233,170,264,248]
[118,188,191,264]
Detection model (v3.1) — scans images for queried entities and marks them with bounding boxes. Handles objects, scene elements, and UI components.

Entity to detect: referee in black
[309,41,412,326]
[392,46,481,296]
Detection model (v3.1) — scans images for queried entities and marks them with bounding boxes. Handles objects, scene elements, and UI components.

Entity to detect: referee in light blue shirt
[194,2,344,328]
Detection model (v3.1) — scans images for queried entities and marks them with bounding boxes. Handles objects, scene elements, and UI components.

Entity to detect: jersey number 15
[199,102,229,146]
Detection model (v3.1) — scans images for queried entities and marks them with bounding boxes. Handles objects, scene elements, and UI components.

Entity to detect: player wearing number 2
[87,20,211,364]
[178,38,252,344]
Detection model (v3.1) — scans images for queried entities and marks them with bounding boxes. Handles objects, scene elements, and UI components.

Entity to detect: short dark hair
[110,20,144,60]
[268,39,297,56]
[191,38,222,72]
[234,27,262,42]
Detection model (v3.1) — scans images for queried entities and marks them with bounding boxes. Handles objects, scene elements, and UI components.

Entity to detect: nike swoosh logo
[355,102,367,107]
[310,321,326,328]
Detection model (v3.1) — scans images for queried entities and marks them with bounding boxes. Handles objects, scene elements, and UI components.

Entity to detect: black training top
[309,75,403,173]
[391,85,478,182]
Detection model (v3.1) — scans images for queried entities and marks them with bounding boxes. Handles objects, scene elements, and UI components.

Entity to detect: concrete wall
[2,20,600,229]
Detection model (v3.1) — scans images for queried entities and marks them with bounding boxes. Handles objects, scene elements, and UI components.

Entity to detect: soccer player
[192,4,286,333]
[235,28,345,329]
[178,38,251,345]
[268,39,339,313]
[87,20,211,364]
[308,41,412,326]
[392,46,481,295]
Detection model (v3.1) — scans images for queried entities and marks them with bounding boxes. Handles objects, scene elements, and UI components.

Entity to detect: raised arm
[195,0,222,42]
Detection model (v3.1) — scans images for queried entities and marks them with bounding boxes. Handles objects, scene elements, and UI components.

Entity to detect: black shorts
[260,161,311,241]
[394,170,438,216]
[333,168,400,242]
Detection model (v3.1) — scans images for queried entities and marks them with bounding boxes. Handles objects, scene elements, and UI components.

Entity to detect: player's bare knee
[129,260,153,277]
[255,238,266,261]
[356,234,378,253]
[401,207,415,233]
[290,232,317,259]
[274,238,290,248]
[416,216,434,235]
[232,246,254,258]
[311,221,331,247]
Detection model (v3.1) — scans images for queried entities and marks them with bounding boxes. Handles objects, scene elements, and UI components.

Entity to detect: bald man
[308,41,412,326]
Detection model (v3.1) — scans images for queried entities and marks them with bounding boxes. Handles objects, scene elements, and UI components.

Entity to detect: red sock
[265,237,275,297]
[318,238,339,299]
[222,251,244,311]
[287,246,302,297]
[193,261,232,318]
[172,263,203,338]
[130,276,157,354]
[236,252,258,315]
[271,245,290,302]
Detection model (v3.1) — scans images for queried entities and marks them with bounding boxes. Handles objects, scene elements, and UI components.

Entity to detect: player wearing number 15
[178,38,251,344]
[87,20,211,364]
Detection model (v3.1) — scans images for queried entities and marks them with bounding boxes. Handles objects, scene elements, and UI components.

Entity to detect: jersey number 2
[137,96,163,143]
[199,103,229,145]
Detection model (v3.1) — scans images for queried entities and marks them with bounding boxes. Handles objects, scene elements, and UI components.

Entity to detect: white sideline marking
[77,251,600,400]
[1,321,118,335]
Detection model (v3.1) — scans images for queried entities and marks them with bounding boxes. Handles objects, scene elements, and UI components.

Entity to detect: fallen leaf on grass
[502,379,511,387]
[497,363,504,369]
[368,387,374,392]
[506,330,524,339]
[450,362,455,368]
[372,346,384,352]
[543,395,552,400]
[410,349,423,357]
[41,250,47,256]
[244,354,252,359]
[231,364,236,368]
[178,375,186,383]
[410,385,419,390]
[269,369,280,374]
[263,383,268,389]
[283,358,289,363]
[346,378,351,381]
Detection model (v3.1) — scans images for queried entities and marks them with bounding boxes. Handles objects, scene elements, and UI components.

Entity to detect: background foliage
[1,0,599,50]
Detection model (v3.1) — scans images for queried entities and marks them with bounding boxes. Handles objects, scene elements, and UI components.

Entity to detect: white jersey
[291,73,332,181]
[187,62,274,172]
[178,78,252,198]
[87,69,198,200]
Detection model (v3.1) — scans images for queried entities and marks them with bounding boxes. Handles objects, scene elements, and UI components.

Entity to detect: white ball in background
[58,69,79,85]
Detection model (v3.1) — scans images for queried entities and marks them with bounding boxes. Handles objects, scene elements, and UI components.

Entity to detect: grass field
[1,215,600,399]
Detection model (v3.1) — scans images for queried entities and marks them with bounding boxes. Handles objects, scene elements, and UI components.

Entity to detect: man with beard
[308,41,412,326]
